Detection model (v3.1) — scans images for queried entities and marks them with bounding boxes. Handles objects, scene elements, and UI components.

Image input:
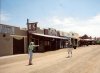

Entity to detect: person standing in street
[67,42,73,58]
[28,42,39,65]
[67,46,73,58]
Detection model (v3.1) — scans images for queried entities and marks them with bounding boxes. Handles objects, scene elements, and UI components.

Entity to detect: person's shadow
[66,56,70,58]
[26,64,33,66]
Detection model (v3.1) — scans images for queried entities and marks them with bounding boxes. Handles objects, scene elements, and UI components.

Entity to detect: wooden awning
[31,33,68,40]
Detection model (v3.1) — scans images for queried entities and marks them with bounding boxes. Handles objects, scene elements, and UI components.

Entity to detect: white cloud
[40,14,100,37]
[0,12,10,23]
[51,16,77,26]
[87,14,100,25]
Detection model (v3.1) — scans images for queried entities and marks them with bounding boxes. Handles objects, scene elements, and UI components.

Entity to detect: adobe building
[0,24,27,56]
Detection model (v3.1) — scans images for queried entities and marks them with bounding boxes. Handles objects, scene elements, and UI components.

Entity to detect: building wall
[11,27,27,53]
[59,31,65,37]
[0,24,27,56]
[48,28,57,36]
[44,29,48,35]
[24,37,27,53]
[0,33,13,56]
[68,32,80,47]
[14,27,27,36]
[36,27,44,34]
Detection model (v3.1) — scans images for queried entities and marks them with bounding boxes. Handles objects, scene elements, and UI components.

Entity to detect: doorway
[13,37,24,54]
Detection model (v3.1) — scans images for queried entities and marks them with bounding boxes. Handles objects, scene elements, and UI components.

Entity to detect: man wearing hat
[28,42,39,65]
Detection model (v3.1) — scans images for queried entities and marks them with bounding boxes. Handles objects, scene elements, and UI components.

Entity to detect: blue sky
[0,0,100,37]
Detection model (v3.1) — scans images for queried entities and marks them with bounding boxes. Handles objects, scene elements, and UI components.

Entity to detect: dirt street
[0,45,100,73]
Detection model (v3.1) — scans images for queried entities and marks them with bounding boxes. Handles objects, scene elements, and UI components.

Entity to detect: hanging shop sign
[27,22,37,32]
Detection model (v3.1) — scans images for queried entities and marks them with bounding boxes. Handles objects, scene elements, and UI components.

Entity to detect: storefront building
[0,24,27,56]
[27,20,68,52]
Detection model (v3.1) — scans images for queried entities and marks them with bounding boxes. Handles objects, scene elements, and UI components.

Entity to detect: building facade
[0,20,80,56]
[27,20,68,52]
[0,24,27,56]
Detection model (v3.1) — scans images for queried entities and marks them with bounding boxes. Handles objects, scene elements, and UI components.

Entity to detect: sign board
[27,22,37,31]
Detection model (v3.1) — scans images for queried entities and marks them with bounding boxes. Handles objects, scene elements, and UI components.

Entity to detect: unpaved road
[0,45,100,73]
